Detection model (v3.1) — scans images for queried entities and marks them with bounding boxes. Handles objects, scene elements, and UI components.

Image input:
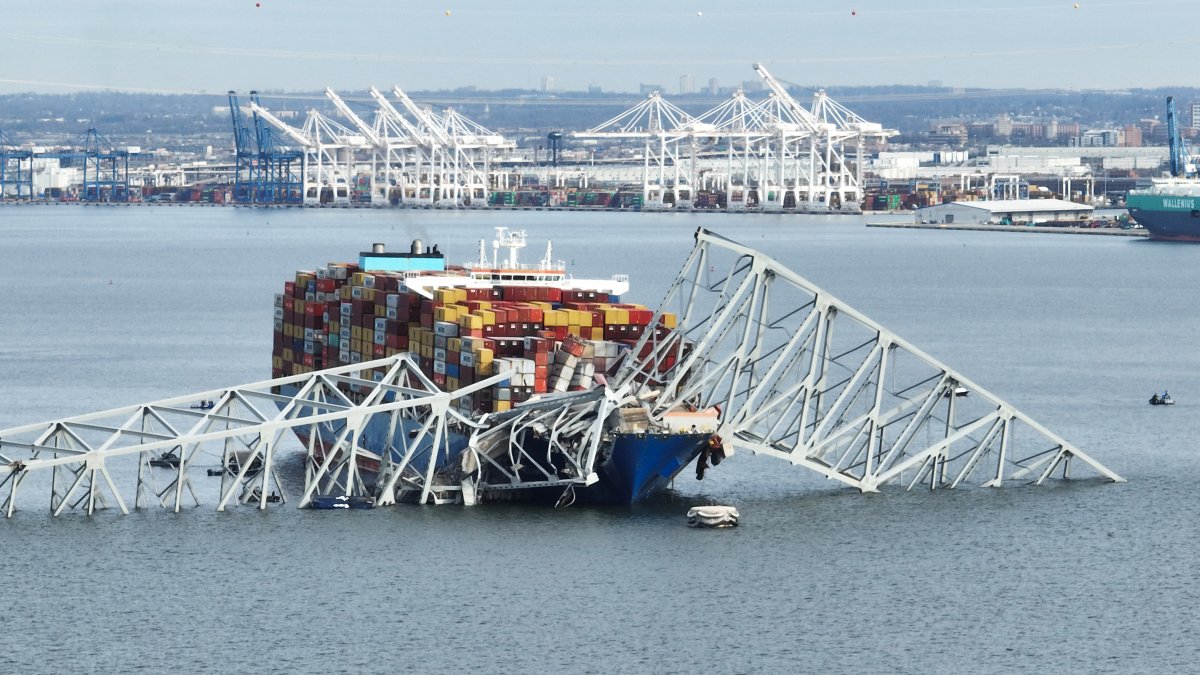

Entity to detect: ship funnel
[372,242,386,254]
[411,239,423,255]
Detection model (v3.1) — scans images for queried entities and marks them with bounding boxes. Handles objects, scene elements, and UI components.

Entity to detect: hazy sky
[1,0,1197,97]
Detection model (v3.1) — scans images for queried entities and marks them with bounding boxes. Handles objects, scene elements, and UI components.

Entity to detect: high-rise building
[679,75,694,95]
[540,76,555,92]
[1191,102,1200,129]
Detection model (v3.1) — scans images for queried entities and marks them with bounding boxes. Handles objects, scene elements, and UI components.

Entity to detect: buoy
[696,11,703,17]
[444,9,451,15]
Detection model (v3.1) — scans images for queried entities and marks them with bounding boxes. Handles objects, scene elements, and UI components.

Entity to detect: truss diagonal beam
[617,227,1124,492]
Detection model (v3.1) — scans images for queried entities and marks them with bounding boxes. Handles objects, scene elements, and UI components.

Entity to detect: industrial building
[916,199,1094,225]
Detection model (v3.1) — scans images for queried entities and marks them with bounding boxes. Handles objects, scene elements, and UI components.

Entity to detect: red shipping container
[373,344,386,358]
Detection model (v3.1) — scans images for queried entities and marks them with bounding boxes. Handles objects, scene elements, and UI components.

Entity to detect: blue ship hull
[279,384,708,505]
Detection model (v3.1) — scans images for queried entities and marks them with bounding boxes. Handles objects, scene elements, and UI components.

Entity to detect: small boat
[190,400,215,410]
[1149,392,1175,406]
[149,451,180,468]
[687,505,739,528]
[943,386,969,398]
[310,495,375,510]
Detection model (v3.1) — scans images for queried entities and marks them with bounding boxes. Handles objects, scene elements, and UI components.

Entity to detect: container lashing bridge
[0,230,1123,517]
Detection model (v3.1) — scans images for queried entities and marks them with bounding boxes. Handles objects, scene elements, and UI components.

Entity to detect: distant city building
[587,84,602,94]
[678,75,694,95]
[928,122,967,146]
[1123,125,1143,147]
[1076,129,1124,147]
[1191,102,1200,129]
[741,80,765,93]
[540,76,555,92]
[638,84,663,96]
[707,78,719,96]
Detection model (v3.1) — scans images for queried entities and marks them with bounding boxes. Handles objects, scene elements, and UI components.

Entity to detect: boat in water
[1126,179,1200,241]
[272,228,719,505]
[1149,391,1174,406]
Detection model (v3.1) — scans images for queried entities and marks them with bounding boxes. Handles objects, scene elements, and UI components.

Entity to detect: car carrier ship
[1125,178,1200,241]
[271,228,720,504]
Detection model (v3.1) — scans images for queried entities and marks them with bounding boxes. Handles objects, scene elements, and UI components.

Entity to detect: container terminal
[2,70,1191,220]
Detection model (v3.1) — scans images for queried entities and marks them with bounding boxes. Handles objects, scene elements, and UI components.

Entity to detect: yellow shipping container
[477,347,494,367]
[446,377,459,390]
[459,313,483,330]
[435,306,460,323]
[352,326,364,341]
[477,360,494,376]
[662,312,677,329]
[480,309,496,325]
[590,327,604,341]
[495,400,512,412]
[421,344,434,359]
[567,324,581,337]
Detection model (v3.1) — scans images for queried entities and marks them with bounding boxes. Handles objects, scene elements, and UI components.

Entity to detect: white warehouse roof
[916,199,1093,225]
[936,199,1092,213]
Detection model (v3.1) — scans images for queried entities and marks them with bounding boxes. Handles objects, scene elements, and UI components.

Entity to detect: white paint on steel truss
[0,356,510,516]
[0,230,1123,517]
[614,228,1124,492]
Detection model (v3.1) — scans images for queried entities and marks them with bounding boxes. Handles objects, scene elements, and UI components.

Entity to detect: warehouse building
[916,199,1094,225]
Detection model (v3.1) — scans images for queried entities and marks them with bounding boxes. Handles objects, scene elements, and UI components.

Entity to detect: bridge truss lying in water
[0,229,1123,517]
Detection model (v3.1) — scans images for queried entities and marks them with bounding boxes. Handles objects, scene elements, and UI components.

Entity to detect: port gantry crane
[573,65,896,213]
[0,128,33,201]
[574,91,701,210]
[0,230,1123,518]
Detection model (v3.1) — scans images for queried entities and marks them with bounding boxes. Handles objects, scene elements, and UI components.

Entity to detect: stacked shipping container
[272,263,678,416]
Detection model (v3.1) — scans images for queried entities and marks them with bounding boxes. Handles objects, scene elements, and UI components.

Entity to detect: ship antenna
[543,240,553,270]
[478,238,487,267]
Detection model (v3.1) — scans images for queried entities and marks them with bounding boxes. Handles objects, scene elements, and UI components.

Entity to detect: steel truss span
[615,228,1124,492]
[0,231,1122,517]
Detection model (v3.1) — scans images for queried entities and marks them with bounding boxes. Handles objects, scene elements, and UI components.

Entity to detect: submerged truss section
[0,356,510,516]
[616,229,1124,492]
[0,231,1124,517]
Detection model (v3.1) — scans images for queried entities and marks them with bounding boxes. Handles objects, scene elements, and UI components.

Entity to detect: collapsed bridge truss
[0,230,1122,516]
[616,229,1124,491]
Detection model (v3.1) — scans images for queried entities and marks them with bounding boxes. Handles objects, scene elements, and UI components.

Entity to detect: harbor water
[1,206,1197,673]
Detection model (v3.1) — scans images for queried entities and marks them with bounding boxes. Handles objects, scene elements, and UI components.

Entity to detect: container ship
[271,228,719,505]
[1125,179,1200,241]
